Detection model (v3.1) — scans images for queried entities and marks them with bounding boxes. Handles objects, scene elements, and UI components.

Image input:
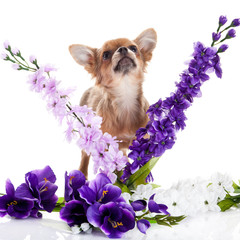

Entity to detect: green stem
[66,103,85,127]
[0,193,5,196]
[135,210,150,220]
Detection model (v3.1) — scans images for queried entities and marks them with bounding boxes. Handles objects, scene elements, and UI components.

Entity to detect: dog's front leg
[79,150,90,179]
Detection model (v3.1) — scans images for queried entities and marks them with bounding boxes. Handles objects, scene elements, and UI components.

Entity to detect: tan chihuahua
[69,28,157,178]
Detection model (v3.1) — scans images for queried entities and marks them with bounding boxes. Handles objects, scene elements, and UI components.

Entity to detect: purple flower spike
[148,194,170,215]
[232,18,240,27]
[0,179,34,219]
[64,170,86,202]
[131,200,147,211]
[219,16,227,26]
[137,219,151,234]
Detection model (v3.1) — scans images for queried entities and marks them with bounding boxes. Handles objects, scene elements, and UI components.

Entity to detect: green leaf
[114,179,131,194]
[125,157,160,190]
[52,197,65,212]
[233,181,240,193]
[218,199,235,211]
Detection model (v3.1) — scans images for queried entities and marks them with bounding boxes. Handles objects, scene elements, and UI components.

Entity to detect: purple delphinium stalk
[121,41,225,182]
[0,179,34,219]
[219,16,227,26]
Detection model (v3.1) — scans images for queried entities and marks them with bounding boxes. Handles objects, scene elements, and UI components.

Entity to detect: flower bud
[29,55,36,63]
[212,32,221,42]
[226,29,236,39]
[231,18,240,27]
[218,44,228,53]
[3,40,10,50]
[12,63,20,70]
[1,52,8,60]
[12,48,20,55]
[219,16,227,26]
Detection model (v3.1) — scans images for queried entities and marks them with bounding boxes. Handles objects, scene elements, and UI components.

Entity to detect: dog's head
[69,29,157,87]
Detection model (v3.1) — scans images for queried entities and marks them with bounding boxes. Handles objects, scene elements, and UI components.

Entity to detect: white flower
[121,192,131,204]
[80,223,92,234]
[131,184,157,201]
[209,172,234,200]
[71,225,80,235]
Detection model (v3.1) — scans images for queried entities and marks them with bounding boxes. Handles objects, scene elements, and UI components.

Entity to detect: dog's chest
[113,77,139,114]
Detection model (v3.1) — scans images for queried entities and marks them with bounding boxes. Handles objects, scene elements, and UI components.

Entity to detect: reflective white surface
[1,210,240,240]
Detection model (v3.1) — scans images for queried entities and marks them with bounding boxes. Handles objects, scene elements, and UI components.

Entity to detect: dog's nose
[118,47,128,55]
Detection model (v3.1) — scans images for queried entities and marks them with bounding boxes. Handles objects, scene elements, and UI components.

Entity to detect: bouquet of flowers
[0,16,240,238]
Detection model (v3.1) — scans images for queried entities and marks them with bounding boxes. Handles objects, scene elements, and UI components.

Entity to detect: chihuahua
[69,28,157,178]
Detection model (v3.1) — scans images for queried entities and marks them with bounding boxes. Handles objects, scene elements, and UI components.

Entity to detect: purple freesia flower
[218,44,228,53]
[87,201,135,238]
[15,166,58,218]
[79,173,122,205]
[0,179,34,219]
[64,170,86,202]
[60,199,88,227]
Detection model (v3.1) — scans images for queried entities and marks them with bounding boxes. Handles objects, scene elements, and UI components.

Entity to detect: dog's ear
[69,44,97,75]
[134,28,157,62]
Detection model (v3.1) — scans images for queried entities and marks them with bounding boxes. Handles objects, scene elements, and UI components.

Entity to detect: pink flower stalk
[12,48,19,55]
[1,53,7,60]
[26,65,127,182]
[12,63,20,70]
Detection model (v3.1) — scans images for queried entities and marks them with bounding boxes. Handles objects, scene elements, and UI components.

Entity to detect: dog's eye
[102,51,111,60]
[129,45,137,53]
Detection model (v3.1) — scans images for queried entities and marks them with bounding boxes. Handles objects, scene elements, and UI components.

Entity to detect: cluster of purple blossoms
[60,171,135,238]
[0,166,58,219]
[121,16,240,183]
[60,170,170,238]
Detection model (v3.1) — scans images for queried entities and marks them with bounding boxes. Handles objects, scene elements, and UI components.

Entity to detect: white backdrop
[0,0,240,197]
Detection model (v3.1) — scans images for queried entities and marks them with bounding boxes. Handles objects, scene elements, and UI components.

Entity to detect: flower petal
[15,183,35,200]
[5,179,15,197]
[88,173,111,196]
[29,165,56,183]
[79,185,96,205]
[131,200,147,211]
[137,219,151,234]
[86,203,102,227]
[100,184,122,204]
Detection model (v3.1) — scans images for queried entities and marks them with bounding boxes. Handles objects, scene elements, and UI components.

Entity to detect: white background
[0,0,240,198]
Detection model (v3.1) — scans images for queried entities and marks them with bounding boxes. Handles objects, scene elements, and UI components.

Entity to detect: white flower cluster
[122,173,234,217]
[71,223,92,234]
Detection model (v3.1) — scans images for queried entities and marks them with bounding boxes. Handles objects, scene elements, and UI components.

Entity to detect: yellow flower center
[98,190,108,202]
[7,200,17,207]
[108,219,123,228]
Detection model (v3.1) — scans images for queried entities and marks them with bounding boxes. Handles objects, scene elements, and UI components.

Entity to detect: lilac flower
[60,200,88,227]
[0,179,34,219]
[1,53,7,60]
[219,16,227,26]
[87,201,135,238]
[64,170,86,202]
[28,68,46,92]
[231,18,240,27]
[44,78,59,96]
[15,166,58,218]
